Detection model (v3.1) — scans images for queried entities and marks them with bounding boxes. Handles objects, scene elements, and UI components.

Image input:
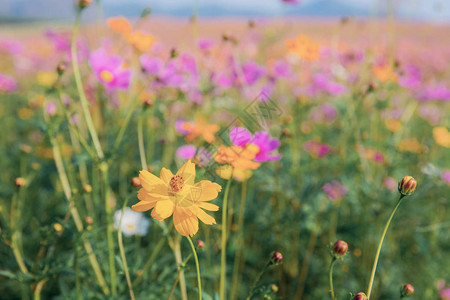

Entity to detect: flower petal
[195,207,216,225]
[154,200,175,220]
[229,127,252,146]
[139,170,166,192]
[194,180,222,202]
[131,200,157,212]
[176,160,196,185]
[160,168,174,185]
[173,207,199,237]
[198,202,219,211]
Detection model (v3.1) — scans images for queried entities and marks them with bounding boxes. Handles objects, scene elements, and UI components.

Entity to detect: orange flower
[373,65,397,82]
[126,31,155,53]
[182,118,220,143]
[132,160,222,236]
[396,139,426,153]
[285,34,320,61]
[107,16,132,35]
[433,126,450,148]
[214,144,260,170]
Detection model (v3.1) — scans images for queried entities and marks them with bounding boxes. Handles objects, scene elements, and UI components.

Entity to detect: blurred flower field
[0,2,450,300]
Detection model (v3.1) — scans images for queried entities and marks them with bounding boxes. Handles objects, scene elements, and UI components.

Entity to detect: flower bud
[56,62,66,75]
[401,283,414,297]
[14,177,26,187]
[332,240,348,258]
[144,99,153,107]
[83,184,92,193]
[270,251,283,264]
[196,240,205,249]
[85,216,94,224]
[353,292,368,300]
[77,0,92,9]
[53,222,63,232]
[170,48,178,58]
[398,176,417,196]
[20,144,32,153]
[130,177,141,188]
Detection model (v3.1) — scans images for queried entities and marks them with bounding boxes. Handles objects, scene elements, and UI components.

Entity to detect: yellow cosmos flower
[373,65,397,83]
[285,34,320,61]
[132,160,222,237]
[215,165,253,182]
[433,126,450,148]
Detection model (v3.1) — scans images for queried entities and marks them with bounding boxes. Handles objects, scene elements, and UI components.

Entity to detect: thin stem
[137,115,148,170]
[187,236,202,300]
[33,279,48,300]
[50,137,110,295]
[366,196,404,299]
[10,191,29,274]
[168,253,192,300]
[71,10,104,159]
[101,166,117,296]
[133,238,165,286]
[172,237,188,300]
[246,263,270,300]
[220,178,233,300]
[112,93,141,151]
[329,257,337,300]
[118,196,136,300]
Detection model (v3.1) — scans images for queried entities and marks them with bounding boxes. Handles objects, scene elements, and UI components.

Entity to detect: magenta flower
[398,64,421,89]
[229,127,281,162]
[175,119,192,135]
[140,55,163,75]
[383,177,397,191]
[0,74,17,93]
[322,180,347,202]
[309,104,338,124]
[176,144,197,160]
[306,73,347,96]
[197,39,215,52]
[89,48,131,90]
[242,61,266,85]
[304,140,331,159]
[441,170,450,185]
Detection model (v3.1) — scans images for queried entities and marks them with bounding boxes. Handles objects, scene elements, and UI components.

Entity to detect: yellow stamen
[100,70,114,83]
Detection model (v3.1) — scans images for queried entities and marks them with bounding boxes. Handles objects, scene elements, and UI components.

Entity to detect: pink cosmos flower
[176,144,197,160]
[309,104,338,124]
[383,177,397,191]
[140,55,163,75]
[0,74,17,93]
[322,181,347,202]
[441,170,450,185]
[229,127,281,162]
[89,48,131,90]
[197,39,215,52]
[304,140,331,159]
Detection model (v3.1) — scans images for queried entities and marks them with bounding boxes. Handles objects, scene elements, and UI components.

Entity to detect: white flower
[114,207,150,237]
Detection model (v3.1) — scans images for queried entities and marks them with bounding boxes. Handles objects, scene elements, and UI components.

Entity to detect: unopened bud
[353,292,368,300]
[170,48,178,58]
[85,216,94,224]
[53,222,63,232]
[196,240,205,249]
[83,184,92,193]
[56,62,66,75]
[144,99,153,107]
[130,177,141,188]
[332,240,348,258]
[77,0,92,9]
[398,176,417,196]
[401,283,414,297]
[270,251,283,264]
[20,144,32,153]
[14,177,26,187]
[282,128,291,137]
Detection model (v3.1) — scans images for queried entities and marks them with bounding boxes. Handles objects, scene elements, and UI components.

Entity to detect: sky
[1,0,450,22]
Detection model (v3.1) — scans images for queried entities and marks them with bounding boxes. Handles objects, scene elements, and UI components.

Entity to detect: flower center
[100,70,114,83]
[169,175,184,192]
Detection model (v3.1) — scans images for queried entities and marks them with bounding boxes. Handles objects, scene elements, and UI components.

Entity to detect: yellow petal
[194,180,222,202]
[137,188,168,202]
[173,207,199,237]
[195,207,216,225]
[176,160,196,185]
[139,170,166,191]
[160,168,174,185]
[132,201,156,212]
[198,202,219,211]
[154,200,174,220]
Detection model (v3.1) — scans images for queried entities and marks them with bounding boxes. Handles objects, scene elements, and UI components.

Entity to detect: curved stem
[220,178,233,300]
[137,115,148,170]
[366,196,404,299]
[329,257,337,300]
[71,10,104,159]
[187,236,202,300]
[246,263,270,300]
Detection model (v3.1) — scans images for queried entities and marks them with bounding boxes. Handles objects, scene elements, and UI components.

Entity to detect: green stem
[220,178,233,300]
[187,236,202,300]
[137,115,148,170]
[118,196,136,300]
[71,10,104,159]
[112,92,141,152]
[246,263,270,300]
[33,279,47,300]
[366,195,404,299]
[329,257,337,300]
[133,238,165,286]
[101,165,117,296]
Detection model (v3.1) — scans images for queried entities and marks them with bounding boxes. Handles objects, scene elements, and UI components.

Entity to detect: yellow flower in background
[37,72,57,87]
[132,160,222,237]
[182,118,220,143]
[285,34,320,61]
[385,119,402,132]
[214,144,261,171]
[215,165,253,182]
[107,16,133,35]
[126,31,155,52]
[18,108,34,120]
[433,126,450,148]
[373,65,397,83]
[396,139,425,153]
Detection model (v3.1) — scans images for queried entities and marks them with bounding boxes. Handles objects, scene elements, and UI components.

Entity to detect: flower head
[114,207,150,237]
[177,118,220,143]
[332,240,348,258]
[285,34,319,61]
[132,160,222,237]
[322,180,347,202]
[353,292,368,300]
[229,127,282,162]
[89,48,131,90]
[398,176,417,196]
